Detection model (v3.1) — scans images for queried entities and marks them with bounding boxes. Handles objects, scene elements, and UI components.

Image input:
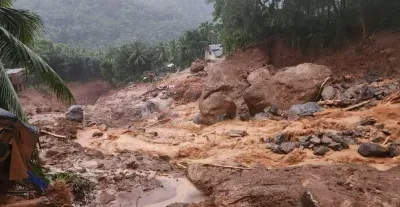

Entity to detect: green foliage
[14,0,214,48]
[0,1,75,120]
[100,22,220,85]
[33,39,103,82]
[207,0,400,53]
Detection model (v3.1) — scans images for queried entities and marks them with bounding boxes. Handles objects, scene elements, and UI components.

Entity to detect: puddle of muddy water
[110,176,204,207]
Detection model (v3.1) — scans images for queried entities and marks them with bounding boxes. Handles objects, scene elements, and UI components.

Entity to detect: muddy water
[109,176,204,207]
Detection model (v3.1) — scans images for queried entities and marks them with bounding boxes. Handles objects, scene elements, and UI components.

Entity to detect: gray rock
[254,112,270,120]
[193,114,201,125]
[274,133,289,145]
[313,146,329,156]
[279,142,298,154]
[145,101,158,113]
[329,142,344,151]
[358,143,388,157]
[113,174,124,182]
[388,144,400,158]
[66,105,84,122]
[268,143,282,154]
[321,136,333,144]
[227,130,248,138]
[343,137,356,145]
[299,136,311,143]
[321,86,335,100]
[382,129,392,135]
[310,136,321,145]
[288,102,322,118]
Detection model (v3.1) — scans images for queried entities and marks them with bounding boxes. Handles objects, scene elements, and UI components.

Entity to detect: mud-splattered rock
[66,105,84,122]
[199,91,237,125]
[244,63,332,114]
[254,112,270,120]
[227,130,248,138]
[190,59,206,73]
[126,160,139,169]
[358,117,377,126]
[247,68,271,85]
[321,86,335,100]
[358,143,388,157]
[99,192,116,204]
[313,146,329,156]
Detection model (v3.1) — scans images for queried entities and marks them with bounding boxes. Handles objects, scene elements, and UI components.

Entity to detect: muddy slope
[188,164,400,207]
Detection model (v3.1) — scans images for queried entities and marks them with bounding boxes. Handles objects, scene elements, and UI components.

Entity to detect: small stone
[343,137,356,145]
[274,133,289,145]
[321,136,333,144]
[382,129,392,135]
[329,142,344,151]
[193,114,201,125]
[97,163,105,169]
[99,192,116,204]
[254,112,270,120]
[358,117,377,126]
[227,130,248,138]
[66,105,84,122]
[313,146,329,156]
[92,131,104,138]
[126,161,139,169]
[279,142,298,154]
[268,143,282,154]
[147,131,158,137]
[78,168,86,173]
[375,123,385,129]
[321,86,336,100]
[388,144,400,158]
[36,107,43,114]
[358,143,388,157]
[299,136,311,143]
[113,174,124,182]
[98,124,108,131]
[372,136,385,143]
[310,136,321,145]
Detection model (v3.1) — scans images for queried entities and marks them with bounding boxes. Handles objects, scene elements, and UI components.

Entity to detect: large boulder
[358,143,389,157]
[190,59,207,73]
[198,91,237,125]
[66,105,84,122]
[247,68,271,85]
[244,63,332,114]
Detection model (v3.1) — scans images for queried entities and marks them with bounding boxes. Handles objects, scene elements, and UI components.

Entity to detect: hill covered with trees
[15,0,213,48]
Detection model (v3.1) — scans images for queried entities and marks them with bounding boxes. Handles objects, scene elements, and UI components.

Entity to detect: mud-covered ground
[17,35,400,206]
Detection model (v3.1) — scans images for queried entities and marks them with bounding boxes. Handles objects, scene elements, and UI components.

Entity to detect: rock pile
[266,131,359,156]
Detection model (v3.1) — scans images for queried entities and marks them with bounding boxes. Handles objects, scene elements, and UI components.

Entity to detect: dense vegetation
[14,0,213,48]
[33,22,220,85]
[28,0,400,86]
[207,0,400,54]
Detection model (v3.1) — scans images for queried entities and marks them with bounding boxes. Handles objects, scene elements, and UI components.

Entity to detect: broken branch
[344,100,370,111]
[40,130,67,139]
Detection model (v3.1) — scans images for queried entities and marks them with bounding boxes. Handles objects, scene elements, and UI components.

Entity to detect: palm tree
[0,0,74,120]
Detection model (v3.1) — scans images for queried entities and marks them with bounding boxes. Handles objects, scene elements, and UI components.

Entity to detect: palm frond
[0,0,13,8]
[0,26,75,104]
[0,65,26,120]
[0,7,43,44]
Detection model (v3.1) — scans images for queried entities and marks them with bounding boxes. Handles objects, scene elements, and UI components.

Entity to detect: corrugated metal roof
[6,68,25,75]
[208,44,223,57]
[209,44,222,51]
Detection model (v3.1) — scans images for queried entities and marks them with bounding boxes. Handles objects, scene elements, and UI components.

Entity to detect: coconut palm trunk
[0,0,75,120]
